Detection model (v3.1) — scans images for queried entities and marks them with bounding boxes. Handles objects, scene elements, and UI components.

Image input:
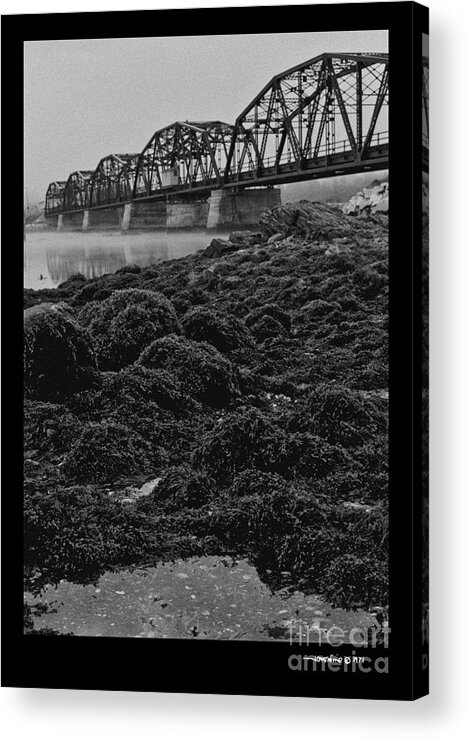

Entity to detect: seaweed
[24,303,98,401]
[285,384,387,448]
[24,400,83,458]
[61,420,162,483]
[138,465,215,513]
[78,288,180,370]
[23,483,162,594]
[192,409,289,484]
[182,305,254,357]
[138,335,239,407]
[23,200,390,612]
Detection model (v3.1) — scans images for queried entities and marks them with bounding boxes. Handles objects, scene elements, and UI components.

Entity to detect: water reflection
[24,230,227,290]
[46,244,128,284]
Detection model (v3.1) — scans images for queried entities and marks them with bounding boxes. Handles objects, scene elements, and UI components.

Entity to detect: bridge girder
[133,120,234,198]
[89,153,140,208]
[46,51,402,214]
[63,170,94,212]
[44,180,67,215]
[224,52,389,182]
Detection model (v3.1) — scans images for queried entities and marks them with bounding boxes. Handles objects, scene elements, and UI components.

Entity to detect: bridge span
[43,51,406,232]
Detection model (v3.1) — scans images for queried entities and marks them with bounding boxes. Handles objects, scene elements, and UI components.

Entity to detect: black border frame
[1,1,429,700]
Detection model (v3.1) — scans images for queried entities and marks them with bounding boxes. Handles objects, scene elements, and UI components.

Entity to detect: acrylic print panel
[24,29,390,657]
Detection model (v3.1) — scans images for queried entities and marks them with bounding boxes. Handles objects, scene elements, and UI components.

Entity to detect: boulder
[267,232,285,244]
[342,182,389,216]
[24,303,97,401]
[228,230,261,246]
[191,268,220,291]
[259,200,355,240]
[203,238,237,258]
[77,288,180,371]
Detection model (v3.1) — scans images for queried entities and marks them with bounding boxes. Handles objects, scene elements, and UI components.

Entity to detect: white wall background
[2,0,468,736]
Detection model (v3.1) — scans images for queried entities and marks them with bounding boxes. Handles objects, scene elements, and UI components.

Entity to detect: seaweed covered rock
[24,303,98,402]
[181,306,254,356]
[203,238,237,258]
[194,408,348,484]
[171,287,210,316]
[192,409,288,484]
[72,276,117,305]
[124,365,195,414]
[230,468,288,499]
[228,230,261,246]
[24,400,83,456]
[138,335,239,407]
[208,470,294,551]
[244,303,291,332]
[139,465,214,513]
[259,200,356,240]
[57,273,87,292]
[284,432,349,478]
[90,366,195,416]
[61,420,159,483]
[298,299,341,320]
[286,384,387,448]
[249,314,288,342]
[24,484,154,591]
[322,553,388,610]
[115,263,142,275]
[78,289,180,370]
[352,265,387,300]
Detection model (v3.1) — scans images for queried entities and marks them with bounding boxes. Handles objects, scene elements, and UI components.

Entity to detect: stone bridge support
[206,187,281,230]
[85,207,123,230]
[60,212,86,231]
[43,214,59,229]
[121,201,167,230]
[52,187,281,233]
[166,198,209,229]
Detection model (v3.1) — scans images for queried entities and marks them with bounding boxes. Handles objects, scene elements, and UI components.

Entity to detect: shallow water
[23,229,229,290]
[26,556,375,641]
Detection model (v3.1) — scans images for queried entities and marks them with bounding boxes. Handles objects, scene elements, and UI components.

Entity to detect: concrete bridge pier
[121,201,167,230]
[60,212,86,231]
[43,214,59,230]
[206,187,281,230]
[121,203,132,230]
[86,207,122,230]
[167,198,209,229]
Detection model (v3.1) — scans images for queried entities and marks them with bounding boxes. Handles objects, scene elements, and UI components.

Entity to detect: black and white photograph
[22,29,393,645]
[9,0,468,732]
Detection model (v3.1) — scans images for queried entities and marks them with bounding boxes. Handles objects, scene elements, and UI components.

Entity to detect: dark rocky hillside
[24,200,389,616]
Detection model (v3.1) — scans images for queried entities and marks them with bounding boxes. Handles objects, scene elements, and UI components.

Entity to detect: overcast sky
[24,29,387,205]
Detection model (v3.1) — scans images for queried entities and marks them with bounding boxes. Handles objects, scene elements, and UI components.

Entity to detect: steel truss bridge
[45,51,420,216]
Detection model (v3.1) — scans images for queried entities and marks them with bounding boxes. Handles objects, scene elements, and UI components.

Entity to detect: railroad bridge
[43,52,416,232]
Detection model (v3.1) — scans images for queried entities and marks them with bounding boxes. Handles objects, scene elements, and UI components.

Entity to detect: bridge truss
[224,52,389,186]
[44,181,67,215]
[46,52,392,215]
[89,153,140,207]
[63,170,94,212]
[133,121,234,198]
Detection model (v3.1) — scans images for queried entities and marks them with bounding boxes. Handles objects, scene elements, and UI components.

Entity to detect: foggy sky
[24,29,387,206]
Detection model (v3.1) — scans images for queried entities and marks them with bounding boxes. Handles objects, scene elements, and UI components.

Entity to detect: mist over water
[24,230,228,290]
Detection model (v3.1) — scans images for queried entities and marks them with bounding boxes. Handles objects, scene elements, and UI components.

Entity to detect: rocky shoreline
[24,196,389,633]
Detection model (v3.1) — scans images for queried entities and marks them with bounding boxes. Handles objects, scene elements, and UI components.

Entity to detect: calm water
[26,556,375,641]
[24,229,229,290]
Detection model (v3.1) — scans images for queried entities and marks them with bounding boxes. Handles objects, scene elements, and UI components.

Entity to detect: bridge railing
[228,131,389,176]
